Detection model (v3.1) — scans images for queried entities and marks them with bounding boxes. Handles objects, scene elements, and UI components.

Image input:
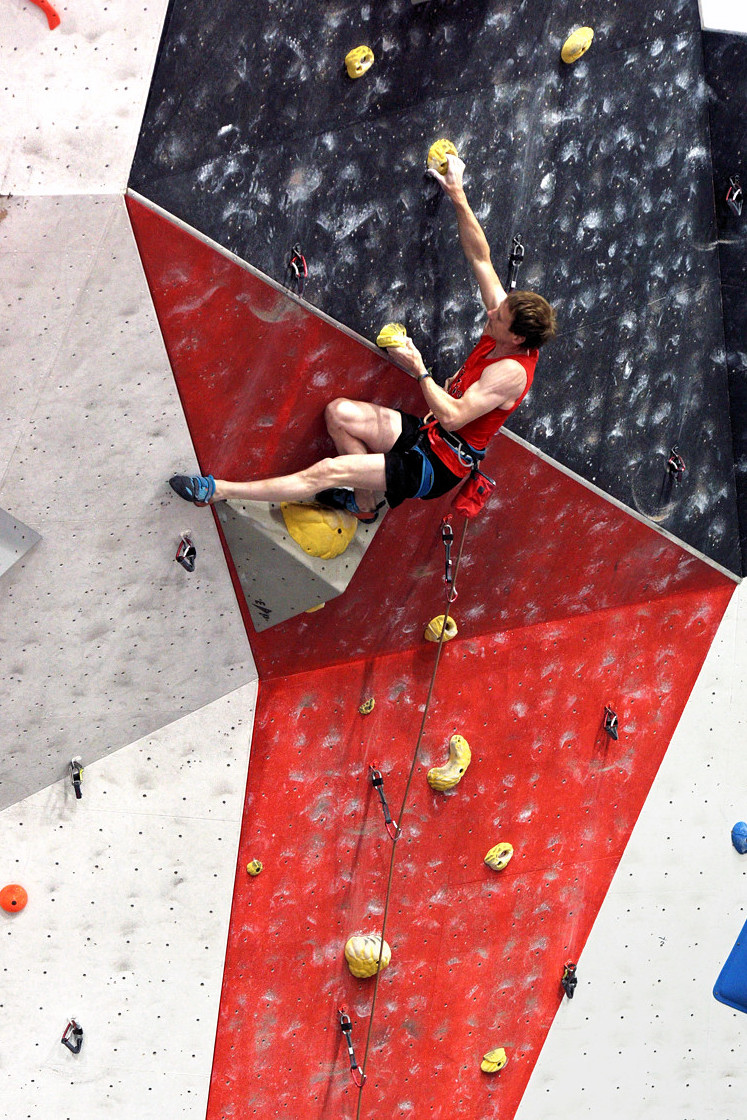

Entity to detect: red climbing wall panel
[127,195,732,679]
[207,581,731,1120]
[128,191,738,1119]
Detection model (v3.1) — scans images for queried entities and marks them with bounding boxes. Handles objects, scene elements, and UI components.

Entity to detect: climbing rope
[353,517,469,1120]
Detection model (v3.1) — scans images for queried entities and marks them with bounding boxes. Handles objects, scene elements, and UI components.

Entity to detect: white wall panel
[0,195,256,810]
[700,0,747,33]
[0,0,169,194]
[0,682,256,1120]
[516,583,747,1120]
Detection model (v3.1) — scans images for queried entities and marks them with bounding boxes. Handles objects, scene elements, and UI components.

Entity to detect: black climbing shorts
[384,412,462,509]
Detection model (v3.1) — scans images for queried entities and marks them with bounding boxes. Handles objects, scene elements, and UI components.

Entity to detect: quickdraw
[506,234,525,290]
[369,764,398,840]
[603,705,619,741]
[561,962,578,999]
[70,757,83,800]
[726,175,743,217]
[61,1020,83,1054]
[175,533,196,572]
[441,518,455,597]
[667,446,685,479]
[284,244,308,295]
[339,1009,365,1088]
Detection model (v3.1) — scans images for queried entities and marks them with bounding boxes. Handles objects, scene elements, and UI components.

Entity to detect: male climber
[169,156,556,520]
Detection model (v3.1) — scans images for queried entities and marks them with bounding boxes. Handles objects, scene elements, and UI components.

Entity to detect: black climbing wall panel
[130,0,741,574]
[703,30,747,572]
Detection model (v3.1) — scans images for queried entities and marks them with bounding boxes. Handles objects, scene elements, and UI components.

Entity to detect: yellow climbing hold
[427,734,471,791]
[427,138,458,175]
[376,322,408,349]
[561,27,594,63]
[484,842,514,872]
[481,1047,507,1073]
[424,614,457,643]
[246,860,263,876]
[345,45,374,79]
[281,502,357,560]
[358,697,375,715]
[344,934,391,978]
[305,602,326,613]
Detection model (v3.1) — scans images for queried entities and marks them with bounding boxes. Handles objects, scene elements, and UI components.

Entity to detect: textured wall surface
[703,29,747,569]
[129,0,740,572]
[515,578,747,1120]
[206,585,731,1120]
[0,682,256,1120]
[0,195,255,810]
[126,195,736,677]
[0,0,169,193]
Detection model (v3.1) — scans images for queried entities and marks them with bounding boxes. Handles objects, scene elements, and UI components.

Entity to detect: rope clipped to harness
[339,1009,366,1088]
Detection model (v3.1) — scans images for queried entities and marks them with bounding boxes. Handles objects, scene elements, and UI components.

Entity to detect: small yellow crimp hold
[246,860,263,876]
[305,603,326,613]
[561,27,594,64]
[484,842,514,872]
[427,138,458,175]
[424,614,458,643]
[358,697,375,715]
[427,734,471,791]
[345,45,374,79]
[376,321,408,349]
[344,934,391,978]
[281,502,357,560]
[481,1047,507,1073]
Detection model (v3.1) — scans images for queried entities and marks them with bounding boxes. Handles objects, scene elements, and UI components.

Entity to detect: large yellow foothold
[281,502,357,560]
[376,321,408,349]
[427,734,471,791]
[561,27,594,64]
[345,45,374,79]
[427,138,458,174]
[358,697,375,715]
[484,842,514,872]
[344,934,391,978]
[424,614,458,643]
[481,1047,508,1074]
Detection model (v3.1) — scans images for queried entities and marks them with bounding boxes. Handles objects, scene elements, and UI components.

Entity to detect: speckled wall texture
[130,0,740,573]
[703,29,747,568]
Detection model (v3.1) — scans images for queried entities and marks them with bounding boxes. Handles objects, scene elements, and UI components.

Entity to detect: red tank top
[446,334,537,450]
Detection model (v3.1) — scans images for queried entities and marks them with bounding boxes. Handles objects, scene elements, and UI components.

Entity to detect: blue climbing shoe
[315,488,384,524]
[169,473,216,505]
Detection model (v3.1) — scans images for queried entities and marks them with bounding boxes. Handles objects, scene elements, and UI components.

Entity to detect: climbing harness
[284,244,308,296]
[726,175,743,217]
[339,1009,365,1087]
[603,705,619,741]
[420,421,495,517]
[175,533,196,572]
[561,962,578,999]
[369,764,398,840]
[354,520,469,1120]
[61,1020,83,1054]
[70,757,83,800]
[666,447,686,480]
[506,234,525,290]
